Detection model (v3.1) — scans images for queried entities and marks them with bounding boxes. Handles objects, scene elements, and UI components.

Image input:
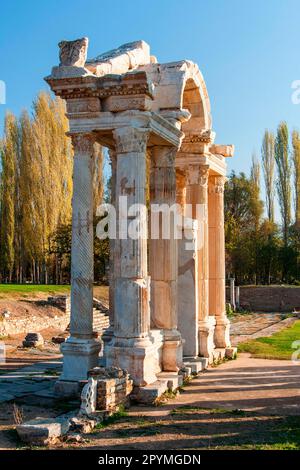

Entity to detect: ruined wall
[226,286,300,312]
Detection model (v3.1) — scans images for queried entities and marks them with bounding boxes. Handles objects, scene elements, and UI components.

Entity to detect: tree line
[0,92,105,284]
[225,122,300,285]
[1,93,299,286]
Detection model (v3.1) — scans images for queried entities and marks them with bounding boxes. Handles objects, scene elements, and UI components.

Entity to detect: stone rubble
[22,332,44,348]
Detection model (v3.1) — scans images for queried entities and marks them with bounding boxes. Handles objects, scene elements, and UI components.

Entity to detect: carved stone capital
[70,133,96,154]
[58,37,88,67]
[113,127,149,154]
[186,164,209,186]
[152,146,177,168]
[209,175,227,194]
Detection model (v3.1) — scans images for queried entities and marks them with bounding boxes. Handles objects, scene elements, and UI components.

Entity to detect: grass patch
[94,406,128,430]
[0,284,70,294]
[238,320,300,359]
[0,284,109,302]
[171,405,245,416]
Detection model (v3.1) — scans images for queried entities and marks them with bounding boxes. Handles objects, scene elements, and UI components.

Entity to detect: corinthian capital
[209,175,227,194]
[152,146,177,168]
[70,133,96,154]
[113,127,149,154]
[186,164,209,186]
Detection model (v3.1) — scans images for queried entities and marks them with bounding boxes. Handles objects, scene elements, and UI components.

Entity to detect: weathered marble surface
[45,37,234,398]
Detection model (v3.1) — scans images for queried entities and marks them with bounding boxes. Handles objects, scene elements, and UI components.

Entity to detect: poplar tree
[0,113,18,281]
[261,130,275,223]
[292,129,300,228]
[275,122,292,246]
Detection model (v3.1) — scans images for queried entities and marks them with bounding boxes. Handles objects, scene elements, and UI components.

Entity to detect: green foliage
[225,167,299,284]
[275,121,292,246]
[0,92,105,284]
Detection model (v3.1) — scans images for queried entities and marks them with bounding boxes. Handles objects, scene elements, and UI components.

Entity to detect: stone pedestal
[208,176,231,348]
[149,146,183,372]
[56,134,101,395]
[198,316,216,362]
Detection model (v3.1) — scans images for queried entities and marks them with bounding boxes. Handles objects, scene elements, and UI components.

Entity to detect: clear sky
[1,0,300,199]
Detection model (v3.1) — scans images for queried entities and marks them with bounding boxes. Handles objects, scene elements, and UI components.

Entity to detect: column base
[104,330,164,387]
[214,316,231,348]
[58,336,102,383]
[225,346,237,359]
[162,329,183,372]
[198,316,216,361]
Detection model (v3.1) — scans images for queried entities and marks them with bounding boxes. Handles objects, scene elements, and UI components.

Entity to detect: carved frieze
[102,95,152,112]
[66,97,101,114]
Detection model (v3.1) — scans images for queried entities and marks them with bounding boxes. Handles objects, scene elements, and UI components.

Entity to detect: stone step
[156,372,183,390]
[130,380,168,404]
[183,357,208,374]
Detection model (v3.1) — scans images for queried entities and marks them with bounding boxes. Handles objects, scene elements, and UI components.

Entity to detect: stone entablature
[45,38,236,399]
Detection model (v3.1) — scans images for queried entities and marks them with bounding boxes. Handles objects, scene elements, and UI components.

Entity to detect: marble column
[208,176,231,348]
[102,150,116,362]
[176,168,199,358]
[149,146,183,372]
[57,133,101,392]
[186,163,215,359]
[105,127,161,386]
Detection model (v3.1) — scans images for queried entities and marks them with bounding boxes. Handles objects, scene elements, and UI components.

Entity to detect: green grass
[238,320,300,359]
[0,284,70,294]
[0,283,109,302]
[171,405,245,415]
[94,406,128,430]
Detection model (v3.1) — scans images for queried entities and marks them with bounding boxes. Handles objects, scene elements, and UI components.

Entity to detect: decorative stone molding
[80,377,97,415]
[59,37,88,67]
[113,127,149,154]
[183,129,215,144]
[70,133,96,153]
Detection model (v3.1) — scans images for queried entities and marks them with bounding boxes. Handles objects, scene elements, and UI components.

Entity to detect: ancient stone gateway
[45,38,236,399]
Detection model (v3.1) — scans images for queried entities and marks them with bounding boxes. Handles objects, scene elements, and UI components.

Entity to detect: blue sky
[1,0,300,216]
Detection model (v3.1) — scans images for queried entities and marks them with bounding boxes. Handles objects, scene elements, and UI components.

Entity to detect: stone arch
[151,60,211,134]
[180,63,212,133]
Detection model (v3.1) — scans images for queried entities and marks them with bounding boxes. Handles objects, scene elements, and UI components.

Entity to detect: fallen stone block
[69,416,96,434]
[16,415,70,445]
[22,332,44,348]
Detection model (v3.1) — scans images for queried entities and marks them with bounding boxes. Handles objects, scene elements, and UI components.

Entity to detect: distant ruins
[45,38,236,399]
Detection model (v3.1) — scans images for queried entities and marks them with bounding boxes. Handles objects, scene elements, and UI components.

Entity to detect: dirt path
[53,353,300,450]
[1,353,300,450]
